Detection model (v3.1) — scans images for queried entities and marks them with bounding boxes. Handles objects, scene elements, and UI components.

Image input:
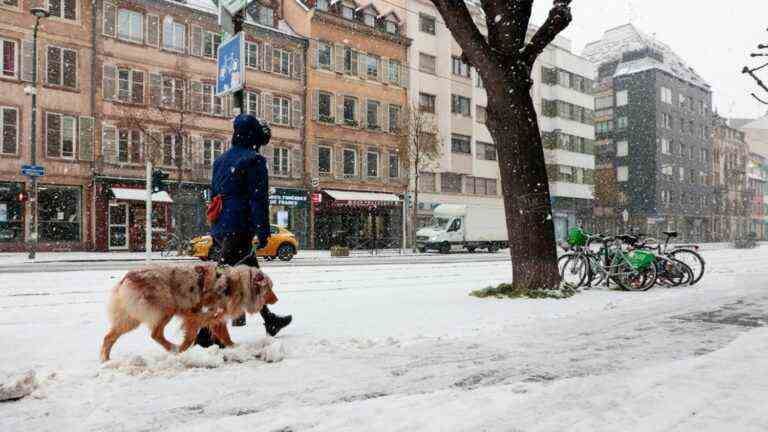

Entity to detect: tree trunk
[486,86,560,290]
[412,171,419,253]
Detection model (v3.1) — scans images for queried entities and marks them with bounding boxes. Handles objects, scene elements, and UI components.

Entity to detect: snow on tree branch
[521,0,573,67]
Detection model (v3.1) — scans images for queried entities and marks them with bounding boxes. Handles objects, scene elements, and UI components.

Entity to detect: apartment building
[406,0,596,241]
[709,115,750,241]
[283,0,410,249]
[0,0,96,251]
[584,24,714,241]
[747,153,766,239]
[0,0,309,252]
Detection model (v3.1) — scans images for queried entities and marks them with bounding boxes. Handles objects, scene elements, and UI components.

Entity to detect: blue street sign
[216,32,245,97]
[21,164,45,177]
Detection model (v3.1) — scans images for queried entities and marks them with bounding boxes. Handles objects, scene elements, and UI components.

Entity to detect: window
[318,42,332,70]
[384,104,400,133]
[365,54,380,80]
[617,166,628,182]
[419,92,436,113]
[343,148,357,176]
[161,76,185,110]
[117,9,143,43]
[196,83,224,116]
[115,68,144,104]
[343,47,358,75]
[616,116,628,129]
[316,0,329,11]
[419,52,436,74]
[146,15,160,46]
[39,187,80,242]
[272,48,291,75]
[0,107,18,155]
[385,20,398,34]
[203,31,222,59]
[246,91,260,117]
[595,95,613,110]
[203,138,224,167]
[679,166,685,182]
[117,129,142,163]
[46,46,77,88]
[596,121,613,134]
[442,173,462,193]
[272,96,290,126]
[616,140,628,157]
[257,5,274,27]
[451,56,470,77]
[1,38,17,78]
[616,90,628,107]
[476,105,487,124]
[387,60,401,84]
[661,87,672,104]
[662,164,673,177]
[419,172,436,192]
[246,42,260,68]
[662,113,671,129]
[451,134,471,154]
[343,96,357,125]
[162,18,185,53]
[451,95,471,116]
[366,151,379,177]
[46,112,76,158]
[388,152,399,178]
[366,100,380,129]
[318,146,332,175]
[48,0,77,21]
[318,91,333,122]
[476,141,496,161]
[363,13,375,27]
[419,13,436,34]
[273,147,290,176]
[162,134,183,166]
[341,3,355,20]
[661,138,670,154]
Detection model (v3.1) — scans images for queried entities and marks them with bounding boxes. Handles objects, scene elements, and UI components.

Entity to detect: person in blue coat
[196,114,292,347]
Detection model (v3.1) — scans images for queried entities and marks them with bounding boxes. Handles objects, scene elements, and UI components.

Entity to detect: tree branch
[481,0,533,56]
[521,0,573,67]
[429,0,496,74]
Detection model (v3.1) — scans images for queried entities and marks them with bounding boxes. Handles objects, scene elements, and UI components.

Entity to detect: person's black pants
[216,232,273,322]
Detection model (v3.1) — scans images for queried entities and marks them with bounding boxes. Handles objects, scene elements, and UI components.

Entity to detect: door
[447,217,464,246]
[108,202,129,250]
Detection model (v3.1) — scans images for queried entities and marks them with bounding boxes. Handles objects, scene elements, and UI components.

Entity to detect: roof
[741,116,768,131]
[583,24,709,89]
[324,190,400,203]
[111,188,174,203]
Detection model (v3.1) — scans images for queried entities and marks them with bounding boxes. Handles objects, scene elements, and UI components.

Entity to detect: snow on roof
[111,188,173,203]
[583,24,710,90]
[325,190,400,203]
[741,116,768,131]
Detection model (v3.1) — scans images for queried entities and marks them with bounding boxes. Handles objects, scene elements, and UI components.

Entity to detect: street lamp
[27,6,49,259]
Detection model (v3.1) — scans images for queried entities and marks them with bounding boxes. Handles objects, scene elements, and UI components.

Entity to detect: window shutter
[146,15,160,47]
[190,81,202,112]
[357,53,367,79]
[311,89,318,121]
[191,25,203,57]
[350,50,358,76]
[189,135,201,167]
[400,62,408,87]
[292,147,302,179]
[382,58,389,83]
[334,44,344,73]
[335,146,344,179]
[78,117,94,161]
[308,40,317,69]
[262,43,272,72]
[262,93,273,122]
[363,98,369,128]
[102,64,116,100]
[355,97,362,128]
[101,124,116,162]
[292,50,303,80]
[21,40,35,82]
[383,103,389,132]
[291,96,302,128]
[103,3,116,37]
[312,145,320,177]
[336,93,344,124]
[377,58,383,82]
[149,73,161,106]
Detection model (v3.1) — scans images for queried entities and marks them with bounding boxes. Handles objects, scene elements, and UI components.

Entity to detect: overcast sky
[530,0,768,120]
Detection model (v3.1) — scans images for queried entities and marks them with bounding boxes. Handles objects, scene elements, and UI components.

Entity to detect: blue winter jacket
[209,145,270,245]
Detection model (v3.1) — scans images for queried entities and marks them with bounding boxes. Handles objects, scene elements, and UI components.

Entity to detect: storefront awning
[111,188,173,203]
[324,190,401,207]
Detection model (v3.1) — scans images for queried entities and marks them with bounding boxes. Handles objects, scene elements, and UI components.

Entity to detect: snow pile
[0,370,37,402]
[101,338,286,376]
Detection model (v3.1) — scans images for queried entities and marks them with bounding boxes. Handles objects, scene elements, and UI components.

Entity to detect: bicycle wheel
[669,249,705,285]
[657,258,691,287]
[559,254,587,288]
[612,262,656,291]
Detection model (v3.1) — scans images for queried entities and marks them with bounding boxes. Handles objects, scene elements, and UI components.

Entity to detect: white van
[416,203,508,253]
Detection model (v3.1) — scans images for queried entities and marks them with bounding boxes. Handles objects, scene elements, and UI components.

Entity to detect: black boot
[195,327,225,348]
[261,306,292,337]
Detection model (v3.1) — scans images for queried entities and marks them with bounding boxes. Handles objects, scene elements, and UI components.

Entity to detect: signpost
[216,31,245,98]
[21,165,45,177]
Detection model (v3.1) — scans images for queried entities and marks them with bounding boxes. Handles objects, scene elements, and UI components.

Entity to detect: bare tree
[743,31,768,105]
[429,0,574,291]
[395,103,442,251]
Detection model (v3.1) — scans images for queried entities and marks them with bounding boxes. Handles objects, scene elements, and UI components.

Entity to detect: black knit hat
[232,114,271,149]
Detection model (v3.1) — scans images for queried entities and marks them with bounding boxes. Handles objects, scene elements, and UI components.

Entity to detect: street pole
[146,160,152,262]
[27,16,42,260]
[401,193,407,254]
[232,10,245,114]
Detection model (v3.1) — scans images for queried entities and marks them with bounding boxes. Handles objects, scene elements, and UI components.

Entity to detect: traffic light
[151,169,170,192]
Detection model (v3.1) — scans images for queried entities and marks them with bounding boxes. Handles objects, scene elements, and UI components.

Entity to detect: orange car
[189,225,299,262]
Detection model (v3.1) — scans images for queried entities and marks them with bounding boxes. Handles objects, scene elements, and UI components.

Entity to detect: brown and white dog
[100,263,277,362]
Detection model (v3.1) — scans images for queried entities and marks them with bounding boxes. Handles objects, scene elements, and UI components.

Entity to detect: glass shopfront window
[0,182,24,242]
[269,188,308,247]
[39,186,81,242]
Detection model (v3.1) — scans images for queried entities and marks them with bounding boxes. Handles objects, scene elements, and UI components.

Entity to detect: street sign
[220,0,247,15]
[311,193,322,205]
[310,177,320,188]
[21,164,45,177]
[216,32,245,97]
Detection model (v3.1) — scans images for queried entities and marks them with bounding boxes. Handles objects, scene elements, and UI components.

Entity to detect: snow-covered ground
[1,247,767,431]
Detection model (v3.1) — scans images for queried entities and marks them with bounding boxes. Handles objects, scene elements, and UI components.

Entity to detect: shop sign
[270,194,308,207]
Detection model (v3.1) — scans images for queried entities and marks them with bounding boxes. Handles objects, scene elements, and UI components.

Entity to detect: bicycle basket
[628,250,655,269]
[567,227,587,247]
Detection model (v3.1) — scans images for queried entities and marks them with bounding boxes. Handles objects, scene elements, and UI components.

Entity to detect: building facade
[585,24,714,241]
[405,0,596,241]
[283,0,410,249]
[747,153,766,240]
[1,0,309,252]
[709,115,750,241]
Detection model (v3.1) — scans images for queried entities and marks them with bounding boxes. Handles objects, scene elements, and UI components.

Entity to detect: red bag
[206,195,223,224]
